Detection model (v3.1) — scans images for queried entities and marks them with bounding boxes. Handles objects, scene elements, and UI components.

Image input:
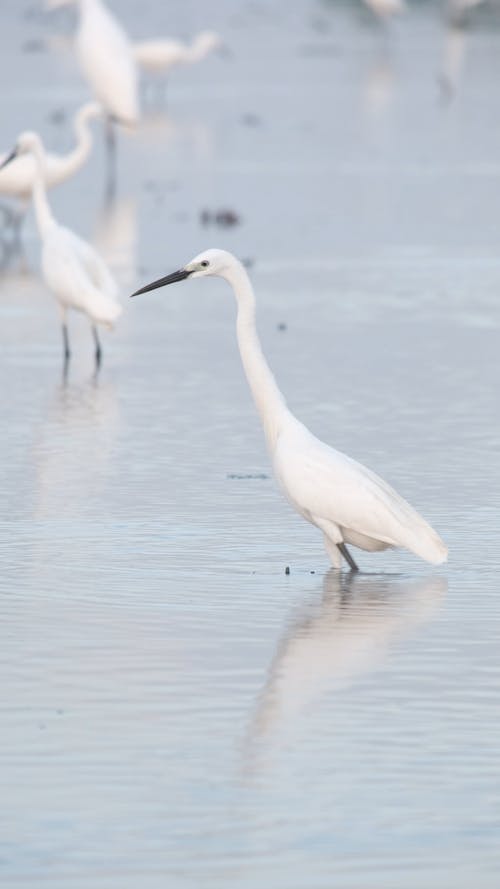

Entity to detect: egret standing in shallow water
[132,249,447,571]
[0,133,122,369]
[0,101,103,230]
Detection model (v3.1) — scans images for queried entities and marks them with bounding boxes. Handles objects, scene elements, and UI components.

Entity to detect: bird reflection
[138,110,214,165]
[93,193,137,290]
[33,376,120,521]
[245,571,446,755]
[364,49,396,118]
[439,23,468,103]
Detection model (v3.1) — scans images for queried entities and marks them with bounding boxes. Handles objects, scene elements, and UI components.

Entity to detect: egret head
[131,249,238,297]
[0,130,44,170]
[194,31,223,53]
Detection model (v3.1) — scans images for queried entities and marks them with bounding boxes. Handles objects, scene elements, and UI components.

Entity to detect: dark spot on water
[22,38,45,54]
[285,566,290,575]
[200,209,241,228]
[241,113,262,127]
[48,108,67,126]
[227,473,269,480]
[299,43,340,57]
[277,322,287,331]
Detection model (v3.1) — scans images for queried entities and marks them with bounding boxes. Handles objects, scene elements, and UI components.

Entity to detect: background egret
[362,0,406,20]
[0,132,122,368]
[132,249,447,571]
[134,31,223,96]
[0,101,103,229]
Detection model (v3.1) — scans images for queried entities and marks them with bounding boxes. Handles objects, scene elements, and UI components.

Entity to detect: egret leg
[61,323,70,381]
[62,323,70,361]
[106,117,116,159]
[337,542,359,573]
[92,325,102,369]
[105,117,117,199]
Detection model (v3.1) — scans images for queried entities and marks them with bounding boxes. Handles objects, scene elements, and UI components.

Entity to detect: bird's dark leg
[61,323,70,381]
[105,117,117,200]
[62,323,71,361]
[337,542,359,572]
[106,116,116,160]
[92,325,102,370]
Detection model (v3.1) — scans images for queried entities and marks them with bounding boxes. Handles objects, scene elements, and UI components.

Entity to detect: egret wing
[274,425,447,564]
[60,226,119,300]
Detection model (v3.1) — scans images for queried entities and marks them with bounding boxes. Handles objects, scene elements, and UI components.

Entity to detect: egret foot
[337,542,359,572]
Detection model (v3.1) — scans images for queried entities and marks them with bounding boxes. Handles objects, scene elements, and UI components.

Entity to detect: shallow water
[1,1,500,887]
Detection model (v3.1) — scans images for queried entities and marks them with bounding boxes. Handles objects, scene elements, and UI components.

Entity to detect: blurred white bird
[134,30,222,88]
[0,132,122,368]
[76,0,138,124]
[47,0,139,155]
[0,101,102,224]
[132,249,447,571]
[363,0,406,19]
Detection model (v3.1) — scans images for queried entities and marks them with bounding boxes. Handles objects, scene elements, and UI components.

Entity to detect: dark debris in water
[241,113,262,127]
[48,108,67,126]
[22,38,45,54]
[200,208,241,228]
[299,43,340,57]
[227,473,270,480]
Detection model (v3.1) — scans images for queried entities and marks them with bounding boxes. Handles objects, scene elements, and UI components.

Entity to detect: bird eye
[200,260,209,268]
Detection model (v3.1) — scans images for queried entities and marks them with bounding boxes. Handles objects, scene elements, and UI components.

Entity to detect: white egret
[362,0,406,20]
[134,31,222,89]
[47,0,139,154]
[0,101,103,224]
[76,0,138,124]
[132,249,447,571]
[0,133,122,368]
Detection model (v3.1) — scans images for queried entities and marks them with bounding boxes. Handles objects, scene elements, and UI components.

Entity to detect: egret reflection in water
[33,376,120,521]
[245,571,447,754]
[93,193,138,289]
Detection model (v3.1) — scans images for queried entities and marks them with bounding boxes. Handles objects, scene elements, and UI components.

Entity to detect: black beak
[0,147,18,171]
[130,268,192,297]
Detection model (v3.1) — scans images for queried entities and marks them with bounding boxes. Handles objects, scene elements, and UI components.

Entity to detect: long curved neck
[30,146,56,237]
[227,265,290,453]
[62,109,93,176]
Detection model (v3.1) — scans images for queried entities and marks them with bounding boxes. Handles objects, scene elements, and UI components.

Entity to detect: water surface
[1,1,499,886]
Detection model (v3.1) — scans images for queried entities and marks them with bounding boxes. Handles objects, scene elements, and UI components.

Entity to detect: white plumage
[132,249,447,571]
[134,31,222,77]
[0,101,102,204]
[362,0,406,19]
[0,132,122,365]
[76,0,138,125]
